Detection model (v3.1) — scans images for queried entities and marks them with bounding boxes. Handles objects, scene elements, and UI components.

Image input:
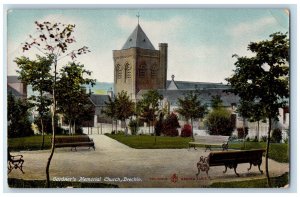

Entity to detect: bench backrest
[194,135,230,143]
[208,149,265,166]
[52,136,91,144]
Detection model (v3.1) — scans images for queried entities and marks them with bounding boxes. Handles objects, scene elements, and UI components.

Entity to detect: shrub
[261,136,267,142]
[272,128,282,143]
[162,113,180,137]
[252,136,258,142]
[237,127,249,139]
[128,119,139,135]
[204,108,234,136]
[181,124,192,137]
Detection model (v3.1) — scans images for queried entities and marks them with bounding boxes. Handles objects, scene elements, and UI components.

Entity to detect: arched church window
[139,65,147,78]
[125,63,131,79]
[151,64,158,77]
[116,64,122,79]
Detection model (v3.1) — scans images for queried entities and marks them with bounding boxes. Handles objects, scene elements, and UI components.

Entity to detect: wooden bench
[196,149,265,178]
[51,135,95,151]
[189,135,230,151]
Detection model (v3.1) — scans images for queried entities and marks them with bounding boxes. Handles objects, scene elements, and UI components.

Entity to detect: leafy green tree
[15,55,53,149]
[102,96,117,132]
[56,62,95,134]
[7,92,34,138]
[211,95,223,109]
[21,21,90,187]
[115,91,135,129]
[138,90,163,134]
[176,91,207,139]
[226,32,289,186]
[236,100,266,148]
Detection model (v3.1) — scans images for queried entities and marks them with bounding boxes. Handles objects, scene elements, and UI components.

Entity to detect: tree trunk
[68,120,72,135]
[41,118,45,150]
[266,116,272,187]
[111,118,113,132]
[191,118,194,140]
[243,117,246,149]
[257,121,260,141]
[45,58,57,188]
[73,121,76,135]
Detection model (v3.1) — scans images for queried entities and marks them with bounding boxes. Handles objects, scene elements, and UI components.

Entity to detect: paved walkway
[8,135,289,188]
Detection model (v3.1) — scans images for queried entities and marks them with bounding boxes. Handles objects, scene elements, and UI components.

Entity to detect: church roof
[122,24,155,50]
[137,89,239,107]
[166,80,230,90]
[89,94,110,106]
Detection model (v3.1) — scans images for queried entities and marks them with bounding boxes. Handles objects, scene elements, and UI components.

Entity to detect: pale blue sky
[7,8,289,83]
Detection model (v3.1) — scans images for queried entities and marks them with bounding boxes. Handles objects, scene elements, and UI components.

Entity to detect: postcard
[6,7,290,189]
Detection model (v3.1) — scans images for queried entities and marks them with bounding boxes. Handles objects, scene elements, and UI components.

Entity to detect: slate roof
[137,89,239,107]
[7,76,21,83]
[122,24,156,50]
[166,80,230,90]
[89,95,110,106]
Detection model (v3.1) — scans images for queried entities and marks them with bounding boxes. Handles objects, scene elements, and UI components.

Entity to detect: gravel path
[8,134,289,188]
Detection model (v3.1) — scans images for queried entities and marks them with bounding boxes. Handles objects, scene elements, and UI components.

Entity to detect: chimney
[159,43,168,89]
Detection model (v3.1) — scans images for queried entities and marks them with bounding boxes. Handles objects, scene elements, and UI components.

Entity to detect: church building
[111,22,288,140]
[113,24,167,101]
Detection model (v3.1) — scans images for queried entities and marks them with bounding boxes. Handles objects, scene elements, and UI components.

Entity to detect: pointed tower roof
[122,24,155,50]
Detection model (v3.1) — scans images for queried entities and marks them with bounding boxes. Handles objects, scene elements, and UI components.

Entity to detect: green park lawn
[8,135,52,151]
[106,134,289,163]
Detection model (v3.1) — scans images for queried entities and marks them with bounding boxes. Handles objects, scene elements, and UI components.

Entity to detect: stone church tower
[113,24,168,100]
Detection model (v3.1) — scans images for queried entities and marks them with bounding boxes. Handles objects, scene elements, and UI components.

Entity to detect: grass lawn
[8,178,118,188]
[8,135,52,151]
[106,134,192,149]
[106,134,289,163]
[209,172,289,188]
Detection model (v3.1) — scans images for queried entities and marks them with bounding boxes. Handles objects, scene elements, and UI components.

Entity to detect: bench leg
[258,164,263,174]
[205,145,211,152]
[223,166,227,174]
[196,156,209,179]
[248,163,252,171]
[224,163,239,176]
[234,166,240,177]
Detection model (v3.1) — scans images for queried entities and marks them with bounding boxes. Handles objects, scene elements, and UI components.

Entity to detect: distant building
[7,76,27,99]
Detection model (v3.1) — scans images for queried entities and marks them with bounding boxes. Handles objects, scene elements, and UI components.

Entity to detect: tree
[115,91,135,129]
[56,62,95,134]
[138,90,163,134]
[226,32,289,187]
[15,55,53,149]
[7,92,34,138]
[21,21,90,187]
[176,91,207,139]
[236,100,266,147]
[211,95,223,109]
[102,96,117,132]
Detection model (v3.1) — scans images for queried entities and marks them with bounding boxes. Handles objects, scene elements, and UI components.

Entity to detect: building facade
[113,24,167,100]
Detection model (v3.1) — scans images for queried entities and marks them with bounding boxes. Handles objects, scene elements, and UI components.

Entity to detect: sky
[7,8,289,83]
